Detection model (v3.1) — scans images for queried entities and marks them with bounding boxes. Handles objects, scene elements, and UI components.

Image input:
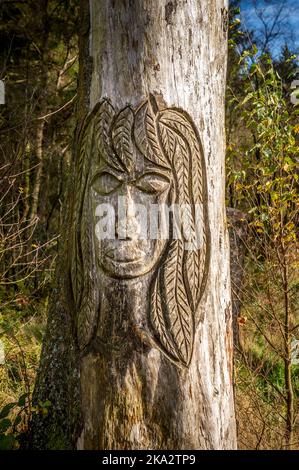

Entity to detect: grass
[0,287,47,448]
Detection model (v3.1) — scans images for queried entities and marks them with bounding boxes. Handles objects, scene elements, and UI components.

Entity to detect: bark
[29,0,49,224]
[29,119,45,223]
[28,0,236,450]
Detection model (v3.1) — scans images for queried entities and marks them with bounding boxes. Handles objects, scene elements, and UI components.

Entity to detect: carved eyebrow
[138,167,172,179]
[134,171,171,181]
[92,165,124,181]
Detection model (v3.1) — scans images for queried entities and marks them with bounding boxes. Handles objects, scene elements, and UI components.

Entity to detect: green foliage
[226,9,299,448]
[0,1,79,448]
[0,394,51,450]
[230,55,298,240]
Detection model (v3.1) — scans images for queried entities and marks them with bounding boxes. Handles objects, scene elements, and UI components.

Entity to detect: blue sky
[240,0,299,58]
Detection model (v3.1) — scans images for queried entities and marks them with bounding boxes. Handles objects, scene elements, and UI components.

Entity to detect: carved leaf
[111,107,134,171]
[157,109,209,311]
[149,104,209,366]
[76,187,100,349]
[94,100,124,172]
[71,117,93,309]
[134,100,170,169]
[162,240,194,366]
[159,123,176,162]
[71,108,102,349]
[150,271,181,363]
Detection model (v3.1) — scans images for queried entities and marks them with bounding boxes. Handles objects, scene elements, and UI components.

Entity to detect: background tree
[0,0,79,449]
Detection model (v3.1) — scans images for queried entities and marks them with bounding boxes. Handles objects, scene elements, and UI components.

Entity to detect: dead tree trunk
[29,0,236,450]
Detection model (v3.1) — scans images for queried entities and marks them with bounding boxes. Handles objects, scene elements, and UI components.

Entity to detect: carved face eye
[134,173,170,194]
[92,172,122,195]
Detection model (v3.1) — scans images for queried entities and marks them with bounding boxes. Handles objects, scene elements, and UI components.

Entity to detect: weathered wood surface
[29,0,236,450]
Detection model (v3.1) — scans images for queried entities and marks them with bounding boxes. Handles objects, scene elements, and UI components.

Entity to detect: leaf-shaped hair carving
[134,98,171,170]
[158,108,209,310]
[71,100,117,349]
[146,97,210,367]
[111,107,134,172]
[94,99,124,172]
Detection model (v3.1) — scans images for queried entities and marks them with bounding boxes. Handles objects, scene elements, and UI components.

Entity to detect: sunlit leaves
[228,54,298,248]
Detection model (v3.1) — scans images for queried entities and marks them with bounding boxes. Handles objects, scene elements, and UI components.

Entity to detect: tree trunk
[28,0,236,450]
[29,0,49,224]
[29,119,45,223]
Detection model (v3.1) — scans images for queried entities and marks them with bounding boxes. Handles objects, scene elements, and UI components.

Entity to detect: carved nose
[115,186,139,240]
[115,218,133,240]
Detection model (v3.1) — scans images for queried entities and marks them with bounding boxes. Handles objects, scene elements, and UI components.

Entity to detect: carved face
[73,95,210,368]
[91,152,173,279]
